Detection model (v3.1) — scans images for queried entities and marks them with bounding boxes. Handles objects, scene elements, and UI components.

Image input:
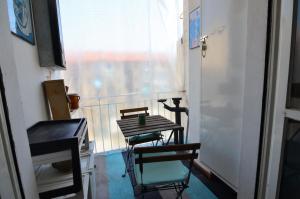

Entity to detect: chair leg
[128,145,135,169]
[176,188,184,199]
[122,142,129,177]
[160,134,165,146]
[176,183,186,199]
[122,152,130,177]
[176,193,183,199]
[166,130,174,145]
[122,144,133,177]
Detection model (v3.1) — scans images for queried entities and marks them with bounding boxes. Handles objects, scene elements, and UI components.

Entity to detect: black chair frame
[120,107,164,177]
[133,143,201,199]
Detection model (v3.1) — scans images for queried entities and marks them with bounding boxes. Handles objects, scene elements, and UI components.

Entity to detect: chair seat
[128,132,161,145]
[134,152,189,185]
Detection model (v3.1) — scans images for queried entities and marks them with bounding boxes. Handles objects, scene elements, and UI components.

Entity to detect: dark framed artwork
[189,7,201,49]
[7,0,35,44]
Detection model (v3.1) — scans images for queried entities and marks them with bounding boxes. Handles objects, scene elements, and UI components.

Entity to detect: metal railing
[73,91,188,153]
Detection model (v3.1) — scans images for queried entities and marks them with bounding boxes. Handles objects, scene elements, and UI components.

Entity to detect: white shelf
[35,141,95,198]
[81,141,95,157]
[52,174,89,199]
[285,108,300,121]
[32,150,71,167]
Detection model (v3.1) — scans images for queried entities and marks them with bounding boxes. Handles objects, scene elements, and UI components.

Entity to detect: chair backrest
[134,143,200,164]
[134,143,201,184]
[120,107,149,119]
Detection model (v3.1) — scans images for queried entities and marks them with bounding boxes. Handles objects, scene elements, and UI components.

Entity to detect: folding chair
[133,143,201,198]
[120,107,164,177]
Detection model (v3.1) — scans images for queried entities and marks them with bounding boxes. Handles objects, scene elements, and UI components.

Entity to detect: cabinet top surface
[27,118,86,144]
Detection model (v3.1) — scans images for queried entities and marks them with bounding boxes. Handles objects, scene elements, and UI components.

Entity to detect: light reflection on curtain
[57,0,184,100]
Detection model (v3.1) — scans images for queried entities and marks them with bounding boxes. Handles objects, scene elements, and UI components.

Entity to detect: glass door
[259,0,297,198]
[278,0,300,198]
[262,0,300,198]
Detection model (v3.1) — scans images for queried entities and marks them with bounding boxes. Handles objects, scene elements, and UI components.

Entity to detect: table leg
[174,129,179,144]
[179,128,184,144]
[166,130,174,145]
[122,139,132,177]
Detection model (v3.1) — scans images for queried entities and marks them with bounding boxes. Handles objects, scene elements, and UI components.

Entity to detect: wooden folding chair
[120,107,149,119]
[120,107,164,177]
[133,143,201,198]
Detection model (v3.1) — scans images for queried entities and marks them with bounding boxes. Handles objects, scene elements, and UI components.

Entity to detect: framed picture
[189,7,201,49]
[7,0,35,44]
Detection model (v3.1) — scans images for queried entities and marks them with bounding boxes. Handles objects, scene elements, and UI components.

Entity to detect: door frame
[256,0,295,198]
[0,68,24,199]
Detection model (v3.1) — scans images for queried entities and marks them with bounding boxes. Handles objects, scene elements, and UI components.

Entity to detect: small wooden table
[117,115,184,144]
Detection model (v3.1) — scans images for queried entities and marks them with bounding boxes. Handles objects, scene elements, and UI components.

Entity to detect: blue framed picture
[7,0,35,44]
[189,7,201,49]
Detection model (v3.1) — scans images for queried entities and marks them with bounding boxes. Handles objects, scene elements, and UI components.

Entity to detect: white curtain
[57,0,184,100]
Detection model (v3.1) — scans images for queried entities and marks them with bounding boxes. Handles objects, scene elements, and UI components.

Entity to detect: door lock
[201,35,208,58]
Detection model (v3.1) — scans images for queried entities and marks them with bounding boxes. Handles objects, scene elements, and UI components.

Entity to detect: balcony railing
[73,91,188,153]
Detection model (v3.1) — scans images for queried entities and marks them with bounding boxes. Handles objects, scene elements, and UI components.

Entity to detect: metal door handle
[200,35,208,42]
[201,35,208,57]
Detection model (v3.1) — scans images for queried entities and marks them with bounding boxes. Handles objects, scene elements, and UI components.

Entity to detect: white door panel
[0,84,21,199]
[264,0,295,198]
[0,138,16,199]
[200,0,247,188]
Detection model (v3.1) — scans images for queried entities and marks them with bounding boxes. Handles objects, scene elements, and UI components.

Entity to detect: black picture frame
[7,0,35,45]
[48,0,66,68]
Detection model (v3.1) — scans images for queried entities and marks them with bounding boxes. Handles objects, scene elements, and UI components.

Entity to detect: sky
[59,0,183,53]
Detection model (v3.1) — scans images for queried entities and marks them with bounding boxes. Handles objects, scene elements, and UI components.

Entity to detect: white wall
[0,0,51,197]
[12,36,49,127]
[0,1,39,198]
[183,0,190,96]
[186,0,201,145]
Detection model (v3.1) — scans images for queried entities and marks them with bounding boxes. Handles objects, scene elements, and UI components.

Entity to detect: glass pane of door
[280,1,300,198]
[288,0,300,109]
[279,119,300,199]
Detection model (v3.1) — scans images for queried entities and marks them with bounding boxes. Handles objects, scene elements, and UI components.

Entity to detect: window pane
[279,119,300,199]
[288,0,300,108]
[56,0,184,99]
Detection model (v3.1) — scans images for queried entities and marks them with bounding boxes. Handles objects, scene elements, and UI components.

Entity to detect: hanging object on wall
[31,0,66,69]
[201,35,208,58]
[7,0,35,44]
[189,7,201,49]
